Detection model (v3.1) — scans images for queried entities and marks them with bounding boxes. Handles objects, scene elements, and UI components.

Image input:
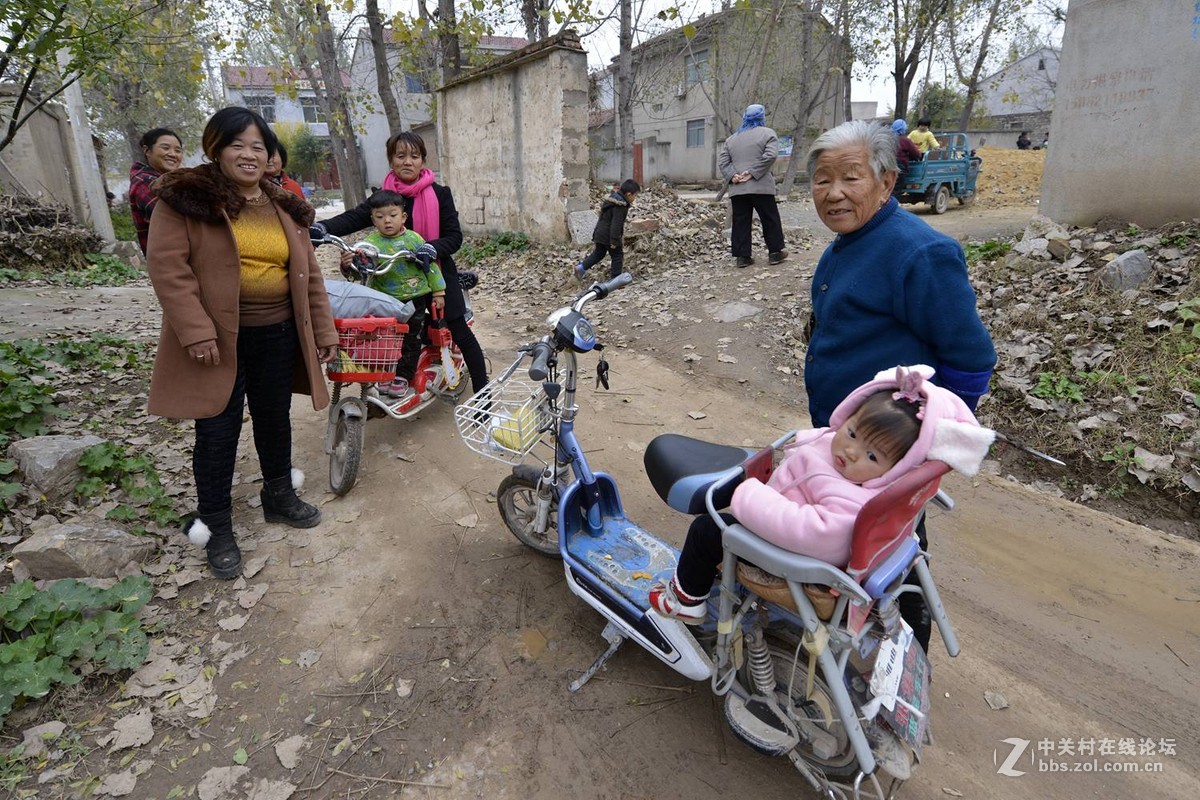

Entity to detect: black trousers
[730,194,785,259]
[447,314,487,393]
[581,243,625,278]
[899,517,932,652]
[395,296,429,383]
[194,320,298,515]
[675,513,734,598]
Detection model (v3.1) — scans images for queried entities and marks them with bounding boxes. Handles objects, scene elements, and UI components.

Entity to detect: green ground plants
[458,231,532,266]
[0,576,152,726]
[75,442,179,531]
[0,253,142,287]
[0,335,149,448]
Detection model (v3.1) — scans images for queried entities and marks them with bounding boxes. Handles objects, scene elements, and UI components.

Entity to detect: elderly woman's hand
[318,346,336,364]
[188,339,219,366]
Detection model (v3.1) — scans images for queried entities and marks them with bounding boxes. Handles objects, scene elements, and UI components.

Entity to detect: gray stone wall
[436,33,589,242]
[1041,0,1200,226]
[0,94,78,215]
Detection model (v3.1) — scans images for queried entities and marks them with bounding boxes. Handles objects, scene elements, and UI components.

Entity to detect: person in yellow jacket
[907,117,940,154]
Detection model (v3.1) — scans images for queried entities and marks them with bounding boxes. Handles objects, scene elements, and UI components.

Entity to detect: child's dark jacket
[591,189,630,247]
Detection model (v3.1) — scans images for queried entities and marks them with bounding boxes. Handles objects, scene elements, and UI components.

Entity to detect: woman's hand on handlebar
[431,293,445,312]
[339,250,355,276]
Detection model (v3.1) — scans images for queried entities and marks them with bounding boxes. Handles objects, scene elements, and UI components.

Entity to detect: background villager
[803,119,997,650]
[146,106,338,580]
[574,178,640,281]
[129,127,183,254]
[891,119,922,196]
[717,104,787,268]
[266,141,305,199]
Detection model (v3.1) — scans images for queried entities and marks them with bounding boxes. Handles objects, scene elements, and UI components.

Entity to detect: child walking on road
[357,190,446,401]
[574,179,640,281]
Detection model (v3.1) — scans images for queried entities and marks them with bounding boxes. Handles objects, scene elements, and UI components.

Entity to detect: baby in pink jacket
[650,364,991,624]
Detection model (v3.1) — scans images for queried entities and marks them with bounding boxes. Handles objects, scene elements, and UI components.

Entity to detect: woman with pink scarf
[317,131,487,393]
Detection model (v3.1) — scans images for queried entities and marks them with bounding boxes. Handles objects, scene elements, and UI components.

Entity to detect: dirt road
[5,202,1198,799]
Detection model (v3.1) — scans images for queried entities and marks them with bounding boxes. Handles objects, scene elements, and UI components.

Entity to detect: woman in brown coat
[147,106,338,580]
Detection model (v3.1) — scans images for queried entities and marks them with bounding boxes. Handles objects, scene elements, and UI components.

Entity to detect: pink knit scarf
[383,168,440,241]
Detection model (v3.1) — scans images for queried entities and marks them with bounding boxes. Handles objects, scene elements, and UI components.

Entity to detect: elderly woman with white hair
[802,120,996,651]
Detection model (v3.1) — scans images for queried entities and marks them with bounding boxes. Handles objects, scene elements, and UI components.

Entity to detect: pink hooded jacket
[730,365,994,567]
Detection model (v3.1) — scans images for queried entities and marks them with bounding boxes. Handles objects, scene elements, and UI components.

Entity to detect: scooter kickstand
[569,622,625,693]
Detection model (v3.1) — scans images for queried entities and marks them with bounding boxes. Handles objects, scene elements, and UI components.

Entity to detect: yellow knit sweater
[232,202,292,325]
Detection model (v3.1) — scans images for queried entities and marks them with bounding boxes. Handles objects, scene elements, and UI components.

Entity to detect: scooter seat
[644,434,757,514]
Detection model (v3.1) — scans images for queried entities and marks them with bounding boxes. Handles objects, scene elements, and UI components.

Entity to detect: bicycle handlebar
[311,232,419,278]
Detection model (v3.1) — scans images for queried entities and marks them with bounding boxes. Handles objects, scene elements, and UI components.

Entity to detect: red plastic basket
[328,317,408,383]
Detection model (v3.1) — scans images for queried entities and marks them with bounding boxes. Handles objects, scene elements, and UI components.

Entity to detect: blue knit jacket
[804,198,996,427]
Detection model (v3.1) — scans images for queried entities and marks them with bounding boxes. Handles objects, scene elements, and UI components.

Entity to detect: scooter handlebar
[528,340,554,382]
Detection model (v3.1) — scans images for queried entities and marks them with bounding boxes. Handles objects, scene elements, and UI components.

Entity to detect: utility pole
[57,50,114,242]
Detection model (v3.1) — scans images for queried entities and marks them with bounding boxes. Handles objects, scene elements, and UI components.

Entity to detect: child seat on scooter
[724,460,950,611]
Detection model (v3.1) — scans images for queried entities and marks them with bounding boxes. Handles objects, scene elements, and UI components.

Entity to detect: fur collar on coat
[153,163,314,227]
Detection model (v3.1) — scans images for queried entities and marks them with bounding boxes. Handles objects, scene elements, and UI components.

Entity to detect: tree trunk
[311,2,366,207]
[745,0,783,102]
[779,12,815,195]
[522,0,537,42]
[365,0,403,133]
[956,0,1005,130]
[617,0,634,177]
[437,0,462,84]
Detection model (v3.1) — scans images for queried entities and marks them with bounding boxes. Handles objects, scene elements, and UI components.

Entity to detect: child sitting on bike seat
[358,190,445,400]
[650,365,992,625]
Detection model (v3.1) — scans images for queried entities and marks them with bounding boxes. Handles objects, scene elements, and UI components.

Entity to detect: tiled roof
[222,64,349,89]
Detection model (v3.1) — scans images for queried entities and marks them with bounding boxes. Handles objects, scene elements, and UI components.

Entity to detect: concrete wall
[0,93,80,217]
[1041,0,1200,226]
[437,33,590,241]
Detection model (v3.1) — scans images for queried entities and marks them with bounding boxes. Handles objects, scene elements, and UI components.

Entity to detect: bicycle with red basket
[313,231,472,495]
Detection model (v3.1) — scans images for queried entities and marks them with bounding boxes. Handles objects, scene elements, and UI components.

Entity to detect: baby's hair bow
[892,367,927,419]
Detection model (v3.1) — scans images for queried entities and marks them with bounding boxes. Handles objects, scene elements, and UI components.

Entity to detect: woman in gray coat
[718,104,787,268]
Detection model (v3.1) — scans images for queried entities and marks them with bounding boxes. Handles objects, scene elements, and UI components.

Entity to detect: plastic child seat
[847,460,949,579]
[723,460,949,611]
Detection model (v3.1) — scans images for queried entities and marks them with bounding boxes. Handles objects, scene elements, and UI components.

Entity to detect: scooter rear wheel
[329,413,364,496]
[497,474,560,558]
[735,636,857,777]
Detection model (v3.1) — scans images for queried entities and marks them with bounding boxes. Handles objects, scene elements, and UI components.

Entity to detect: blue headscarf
[891,119,908,135]
[738,104,766,133]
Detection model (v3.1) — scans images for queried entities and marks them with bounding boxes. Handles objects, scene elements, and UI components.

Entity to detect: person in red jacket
[891,119,922,196]
[266,142,305,199]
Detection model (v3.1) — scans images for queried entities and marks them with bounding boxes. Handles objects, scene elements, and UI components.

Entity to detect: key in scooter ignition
[596,351,610,390]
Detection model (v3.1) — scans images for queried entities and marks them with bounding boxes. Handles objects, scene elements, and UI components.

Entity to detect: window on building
[685,49,709,87]
[404,73,426,93]
[301,96,326,124]
[243,95,276,123]
[686,119,705,148]
[1037,58,1045,70]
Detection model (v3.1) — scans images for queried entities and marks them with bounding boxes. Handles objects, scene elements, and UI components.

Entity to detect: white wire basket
[455,375,554,465]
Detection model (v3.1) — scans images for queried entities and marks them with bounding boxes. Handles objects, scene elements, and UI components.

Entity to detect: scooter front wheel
[497,474,560,558]
[329,413,365,496]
